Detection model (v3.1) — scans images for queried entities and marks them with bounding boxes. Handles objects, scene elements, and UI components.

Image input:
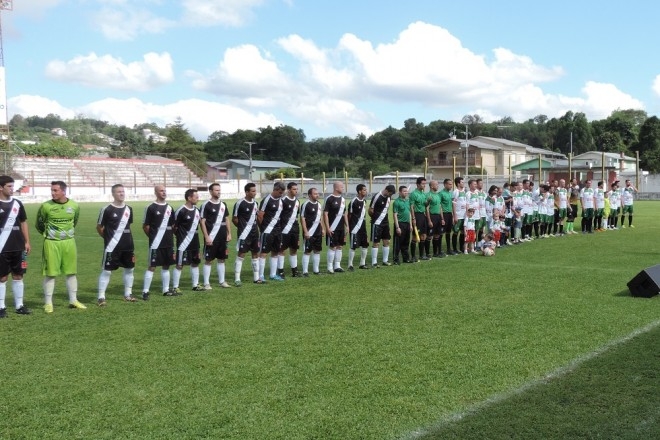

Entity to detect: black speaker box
[627,264,660,298]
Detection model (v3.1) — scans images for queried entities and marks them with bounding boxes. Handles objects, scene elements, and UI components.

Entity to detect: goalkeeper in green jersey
[35,181,85,313]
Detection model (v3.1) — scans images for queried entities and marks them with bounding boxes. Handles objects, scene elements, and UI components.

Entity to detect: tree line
[7,108,660,178]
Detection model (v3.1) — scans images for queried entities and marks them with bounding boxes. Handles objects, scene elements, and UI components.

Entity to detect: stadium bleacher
[13,156,207,190]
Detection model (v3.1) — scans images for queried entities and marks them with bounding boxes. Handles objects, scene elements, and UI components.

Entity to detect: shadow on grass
[415,324,660,440]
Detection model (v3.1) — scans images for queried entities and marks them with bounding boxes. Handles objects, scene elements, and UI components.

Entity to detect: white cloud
[190,44,292,100]
[88,0,267,40]
[45,52,174,91]
[653,74,660,97]
[181,0,265,27]
[10,0,64,18]
[8,95,76,119]
[92,4,175,41]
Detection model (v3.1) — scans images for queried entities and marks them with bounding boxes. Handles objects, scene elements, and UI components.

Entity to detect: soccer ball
[483,247,494,257]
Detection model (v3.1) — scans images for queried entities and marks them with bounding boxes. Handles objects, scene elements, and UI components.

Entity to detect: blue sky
[4,0,659,141]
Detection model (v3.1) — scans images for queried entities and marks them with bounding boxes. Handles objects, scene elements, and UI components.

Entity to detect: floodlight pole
[462,124,470,177]
[244,141,256,182]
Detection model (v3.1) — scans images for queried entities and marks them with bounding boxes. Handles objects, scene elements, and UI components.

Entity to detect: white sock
[327,249,335,271]
[123,268,134,296]
[191,266,200,287]
[161,268,171,293]
[371,247,378,265]
[251,258,260,281]
[203,264,212,285]
[334,249,343,269]
[66,275,78,303]
[302,254,310,273]
[382,246,390,263]
[43,277,55,306]
[289,254,297,269]
[348,248,356,267]
[13,279,24,308]
[277,255,285,270]
[172,268,182,289]
[143,270,154,293]
[270,257,278,278]
[98,270,111,298]
[259,257,266,279]
[360,248,368,266]
[312,253,320,273]
[235,257,244,282]
[0,281,5,309]
[216,261,225,284]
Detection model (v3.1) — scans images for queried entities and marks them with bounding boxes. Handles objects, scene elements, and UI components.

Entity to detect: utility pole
[461,124,471,177]
[244,141,256,182]
[0,1,13,152]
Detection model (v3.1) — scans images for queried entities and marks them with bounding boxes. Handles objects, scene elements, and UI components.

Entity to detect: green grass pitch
[1,200,658,439]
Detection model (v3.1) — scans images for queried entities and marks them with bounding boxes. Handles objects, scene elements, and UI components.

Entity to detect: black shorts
[237,235,260,255]
[148,247,175,268]
[371,222,391,243]
[327,228,346,248]
[350,228,369,249]
[102,249,136,271]
[0,251,26,278]
[176,247,201,266]
[259,232,281,254]
[304,235,323,253]
[280,229,300,251]
[442,212,453,233]
[413,212,427,234]
[428,214,441,236]
[204,239,228,261]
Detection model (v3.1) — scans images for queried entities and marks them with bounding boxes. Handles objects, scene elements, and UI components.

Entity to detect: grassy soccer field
[1,200,659,439]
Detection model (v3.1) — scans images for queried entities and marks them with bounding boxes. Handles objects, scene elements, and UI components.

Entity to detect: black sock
[419,241,425,258]
[629,215,633,226]
[452,234,458,252]
[410,243,416,259]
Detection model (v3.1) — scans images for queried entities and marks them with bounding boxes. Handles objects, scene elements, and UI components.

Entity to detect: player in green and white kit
[608,181,621,229]
[451,177,468,255]
[620,179,637,228]
[580,180,595,233]
[554,179,569,236]
[35,181,85,313]
[594,181,606,231]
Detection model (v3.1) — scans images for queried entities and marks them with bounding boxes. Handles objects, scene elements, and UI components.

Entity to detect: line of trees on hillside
[7,108,660,177]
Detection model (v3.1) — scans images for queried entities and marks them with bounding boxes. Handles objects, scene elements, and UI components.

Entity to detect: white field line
[400,318,660,440]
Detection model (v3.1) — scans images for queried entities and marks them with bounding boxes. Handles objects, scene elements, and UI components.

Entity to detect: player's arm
[223,205,232,242]
[35,204,46,235]
[300,211,309,238]
[200,217,212,245]
[73,204,80,227]
[20,220,31,254]
[323,211,331,235]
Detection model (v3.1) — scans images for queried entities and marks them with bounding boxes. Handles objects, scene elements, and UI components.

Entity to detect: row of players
[0,174,637,315]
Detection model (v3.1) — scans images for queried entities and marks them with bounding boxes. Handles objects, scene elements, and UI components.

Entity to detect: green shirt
[393,197,411,223]
[439,188,453,213]
[409,189,428,213]
[428,191,441,215]
[36,199,80,240]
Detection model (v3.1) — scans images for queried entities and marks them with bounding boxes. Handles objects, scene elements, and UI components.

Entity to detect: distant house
[424,136,565,179]
[207,159,300,181]
[142,129,168,144]
[509,151,639,184]
[51,128,67,137]
[93,133,122,147]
